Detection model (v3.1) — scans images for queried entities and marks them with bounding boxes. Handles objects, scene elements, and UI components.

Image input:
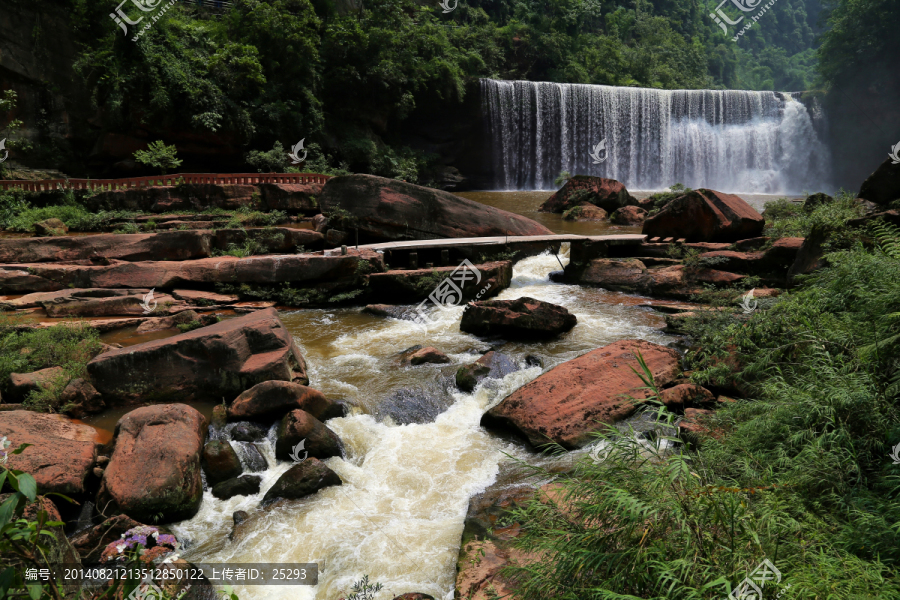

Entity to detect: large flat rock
[0,230,214,263]
[86,308,308,403]
[0,251,384,293]
[0,410,98,495]
[481,339,681,449]
[319,174,553,242]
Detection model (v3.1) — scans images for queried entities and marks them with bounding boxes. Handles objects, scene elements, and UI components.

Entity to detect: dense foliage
[500,219,900,598]
[62,0,833,180]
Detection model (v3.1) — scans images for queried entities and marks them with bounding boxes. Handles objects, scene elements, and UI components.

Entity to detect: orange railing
[0,172,332,192]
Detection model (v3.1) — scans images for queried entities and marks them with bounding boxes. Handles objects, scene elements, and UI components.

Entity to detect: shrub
[134,140,183,175]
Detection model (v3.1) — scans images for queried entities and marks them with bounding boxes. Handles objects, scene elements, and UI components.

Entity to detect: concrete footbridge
[324,233,652,268]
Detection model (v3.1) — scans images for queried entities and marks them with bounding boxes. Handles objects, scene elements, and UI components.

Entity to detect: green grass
[0,190,290,233]
[0,316,103,411]
[499,223,900,599]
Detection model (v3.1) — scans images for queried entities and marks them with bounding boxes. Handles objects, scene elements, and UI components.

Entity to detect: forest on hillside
[2,0,898,183]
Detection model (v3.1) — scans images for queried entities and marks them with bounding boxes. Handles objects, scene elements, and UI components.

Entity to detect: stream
[169,247,676,600]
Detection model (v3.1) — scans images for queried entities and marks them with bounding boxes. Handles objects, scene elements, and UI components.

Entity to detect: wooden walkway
[324,233,647,255]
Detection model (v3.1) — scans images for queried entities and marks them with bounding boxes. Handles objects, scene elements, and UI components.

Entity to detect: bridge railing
[0,172,332,192]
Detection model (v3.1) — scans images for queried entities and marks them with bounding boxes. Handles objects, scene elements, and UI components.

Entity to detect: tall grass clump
[500,220,900,599]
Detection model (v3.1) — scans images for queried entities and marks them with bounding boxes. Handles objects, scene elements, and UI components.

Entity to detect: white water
[483,79,831,194]
[171,250,674,599]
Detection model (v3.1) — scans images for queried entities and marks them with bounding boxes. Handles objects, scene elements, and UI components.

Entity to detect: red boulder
[642,189,764,242]
[481,340,681,448]
[318,174,552,242]
[540,176,638,213]
[460,297,577,340]
[227,381,334,422]
[610,205,648,225]
[99,404,206,523]
[0,410,98,495]
[86,308,308,404]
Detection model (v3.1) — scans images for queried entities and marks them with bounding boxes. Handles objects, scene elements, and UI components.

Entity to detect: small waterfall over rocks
[482,79,831,193]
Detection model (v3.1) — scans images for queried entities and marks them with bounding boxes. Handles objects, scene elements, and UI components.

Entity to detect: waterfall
[482,79,831,193]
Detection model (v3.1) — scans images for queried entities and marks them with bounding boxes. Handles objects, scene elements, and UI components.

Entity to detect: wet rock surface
[227,380,333,422]
[455,351,520,392]
[275,409,343,461]
[398,345,451,366]
[211,474,262,500]
[230,422,268,442]
[460,297,577,340]
[201,440,243,486]
[261,458,342,506]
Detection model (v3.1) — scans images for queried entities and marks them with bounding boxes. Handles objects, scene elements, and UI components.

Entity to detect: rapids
[171,248,676,599]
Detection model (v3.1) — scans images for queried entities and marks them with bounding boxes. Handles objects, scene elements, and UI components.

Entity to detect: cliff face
[397,80,490,190]
[0,0,91,173]
[825,69,900,191]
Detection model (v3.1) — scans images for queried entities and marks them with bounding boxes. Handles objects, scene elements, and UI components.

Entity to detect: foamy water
[171,249,674,599]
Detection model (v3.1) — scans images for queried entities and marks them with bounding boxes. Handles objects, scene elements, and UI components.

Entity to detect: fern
[871,218,900,259]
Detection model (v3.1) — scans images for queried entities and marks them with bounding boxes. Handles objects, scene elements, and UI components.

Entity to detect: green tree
[134,140,183,175]
[0,91,31,177]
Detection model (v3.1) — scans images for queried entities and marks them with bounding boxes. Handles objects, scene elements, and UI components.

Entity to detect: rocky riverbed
[1,162,898,600]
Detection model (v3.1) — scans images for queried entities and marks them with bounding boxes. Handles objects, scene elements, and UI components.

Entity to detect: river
[169,247,675,600]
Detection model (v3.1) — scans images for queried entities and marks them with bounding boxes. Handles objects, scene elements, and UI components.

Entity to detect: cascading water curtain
[482,79,831,194]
